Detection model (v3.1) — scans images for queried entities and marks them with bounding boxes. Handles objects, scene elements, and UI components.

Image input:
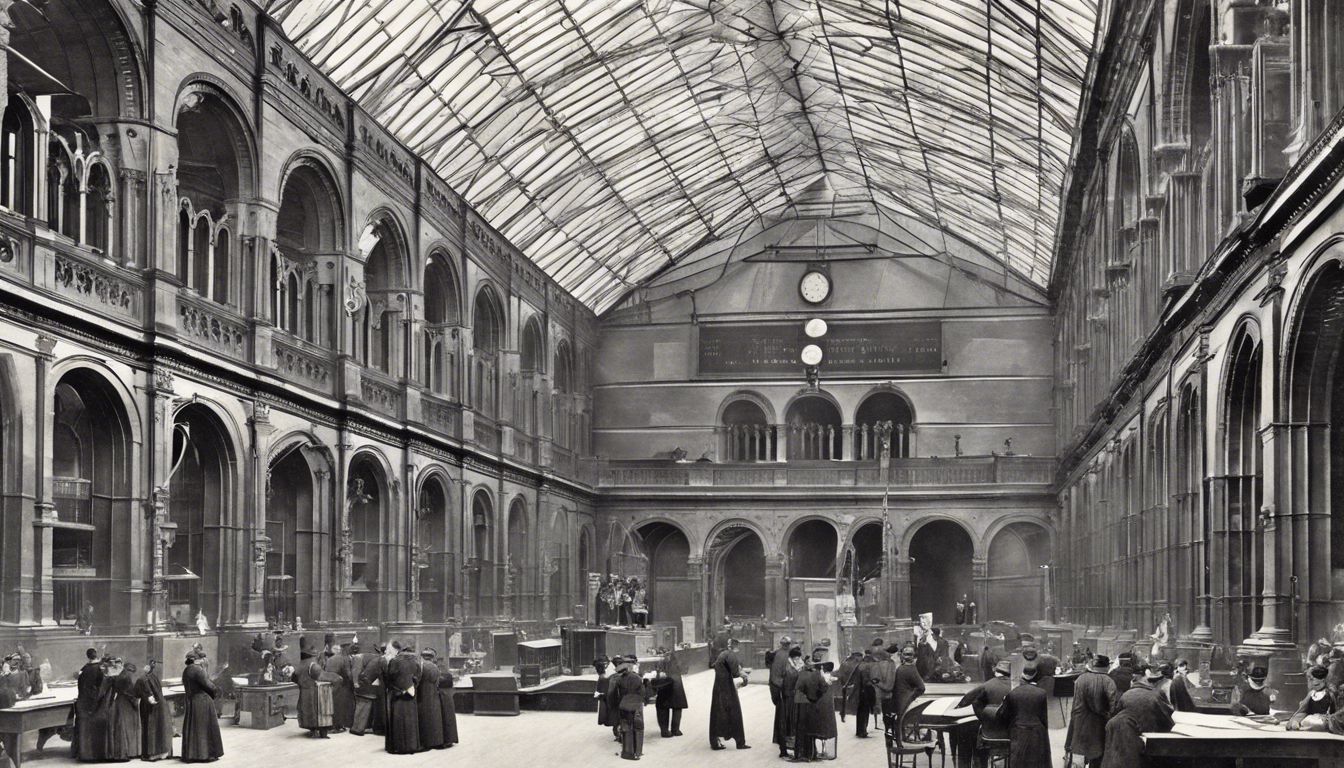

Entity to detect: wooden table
[0,684,185,768]
[1144,711,1344,767]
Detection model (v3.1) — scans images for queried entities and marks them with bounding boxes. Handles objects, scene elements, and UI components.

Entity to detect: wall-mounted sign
[697,320,942,377]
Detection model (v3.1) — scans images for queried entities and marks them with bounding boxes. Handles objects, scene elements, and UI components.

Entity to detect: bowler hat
[1090,654,1110,672]
[993,659,1012,676]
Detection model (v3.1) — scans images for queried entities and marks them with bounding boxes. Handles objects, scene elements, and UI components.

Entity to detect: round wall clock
[799,270,832,304]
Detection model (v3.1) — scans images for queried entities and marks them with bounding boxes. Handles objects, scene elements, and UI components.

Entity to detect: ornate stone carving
[178,298,247,357]
[54,255,137,316]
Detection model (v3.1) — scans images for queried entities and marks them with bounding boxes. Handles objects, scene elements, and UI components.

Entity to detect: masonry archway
[708,524,766,628]
[908,519,973,624]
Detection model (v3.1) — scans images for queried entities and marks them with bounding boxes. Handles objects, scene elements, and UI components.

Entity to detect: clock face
[799,270,831,304]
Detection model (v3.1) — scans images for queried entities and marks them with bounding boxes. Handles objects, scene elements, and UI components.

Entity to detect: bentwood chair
[884,699,938,768]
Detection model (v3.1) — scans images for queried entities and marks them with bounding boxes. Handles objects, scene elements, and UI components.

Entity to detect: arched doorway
[636,522,692,628]
[854,391,914,459]
[167,403,236,629]
[708,525,766,628]
[909,520,973,625]
[1223,329,1263,643]
[986,522,1051,628]
[51,369,134,631]
[470,490,495,617]
[347,454,392,623]
[786,395,842,460]
[843,522,885,624]
[1288,261,1344,639]
[265,442,328,625]
[274,161,342,345]
[787,520,838,646]
[417,476,451,623]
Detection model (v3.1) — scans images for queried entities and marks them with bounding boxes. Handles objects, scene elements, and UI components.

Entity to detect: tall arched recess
[422,253,460,398]
[1287,260,1344,641]
[635,522,691,626]
[986,522,1051,628]
[1222,327,1263,644]
[168,403,238,628]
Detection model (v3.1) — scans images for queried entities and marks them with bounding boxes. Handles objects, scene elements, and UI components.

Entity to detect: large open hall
[1,1,1343,767]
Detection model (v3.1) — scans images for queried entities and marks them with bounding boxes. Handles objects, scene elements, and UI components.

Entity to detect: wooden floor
[19,670,1069,767]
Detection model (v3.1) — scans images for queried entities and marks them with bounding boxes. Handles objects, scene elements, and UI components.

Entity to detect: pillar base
[1187,624,1214,642]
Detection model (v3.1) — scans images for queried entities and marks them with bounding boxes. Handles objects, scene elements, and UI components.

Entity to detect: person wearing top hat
[383,642,422,754]
[958,658,1013,767]
[136,659,172,761]
[1230,666,1275,716]
[708,638,751,751]
[293,637,340,739]
[1100,664,1174,768]
[1064,653,1118,768]
[1287,665,1336,731]
[1168,658,1197,713]
[650,648,687,739]
[994,664,1051,768]
[609,654,652,760]
[415,649,445,750]
[181,650,223,763]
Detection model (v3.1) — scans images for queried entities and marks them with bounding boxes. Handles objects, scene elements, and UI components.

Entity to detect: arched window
[1224,330,1263,643]
[854,391,914,459]
[470,490,495,616]
[422,254,460,397]
[508,498,531,618]
[472,286,504,419]
[553,339,575,450]
[347,455,390,623]
[1,95,34,215]
[85,162,113,254]
[518,318,544,436]
[418,477,451,623]
[356,218,406,376]
[168,404,235,628]
[721,398,774,461]
[176,88,253,307]
[275,162,342,345]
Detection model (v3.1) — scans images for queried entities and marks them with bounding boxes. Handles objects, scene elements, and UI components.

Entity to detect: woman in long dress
[293,642,337,739]
[104,659,141,761]
[416,650,444,750]
[180,652,223,763]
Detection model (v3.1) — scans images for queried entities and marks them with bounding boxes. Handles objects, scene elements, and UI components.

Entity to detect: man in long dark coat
[652,650,688,738]
[1100,665,1174,768]
[708,639,750,750]
[180,651,224,763]
[436,659,459,747]
[1109,652,1136,695]
[382,643,422,754]
[835,651,862,718]
[352,644,387,736]
[73,648,104,762]
[323,640,355,733]
[768,637,793,716]
[1168,658,1197,713]
[136,659,172,761]
[793,657,827,761]
[416,649,445,750]
[958,658,1012,768]
[609,655,651,760]
[891,646,926,726]
[995,664,1051,768]
[852,643,880,737]
[773,647,801,757]
[1065,654,1118,768]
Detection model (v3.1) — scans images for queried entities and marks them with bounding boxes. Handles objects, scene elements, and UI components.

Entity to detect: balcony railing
[474,412,501,453]
[421,392,462,440]
[597,455,1055,489]
[177,292,248,360]
[358,369,403,420]
[273,333,336,395]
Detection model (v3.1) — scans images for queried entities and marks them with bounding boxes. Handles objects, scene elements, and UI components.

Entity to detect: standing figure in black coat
[958,659,1012,768]
[323,641,355,734]
[104,659,141,762]
[436,659,459,748]
[994,665,1051,768]
[135,660,172,761]
[652,651,687,738]
[773,648,802,757]
[792,658,826,761]
[293,641,338,739]
[74,648,105,762]
[609,655,651,761]
[1168,658,1198,713]
[382,644,422,754]
[852,644,880,737]
[1065,654,1118,768]
[1100,665,1175,768]
[351,645,386,736]
[708,639,751,750]
[180,652,223,763]
[890,646,926,728]
[415,650,445,750]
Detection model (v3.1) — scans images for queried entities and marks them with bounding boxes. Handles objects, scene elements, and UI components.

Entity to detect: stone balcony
[595,454,1056,492]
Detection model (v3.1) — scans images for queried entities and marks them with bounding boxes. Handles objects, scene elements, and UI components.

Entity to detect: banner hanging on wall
[697,320,943,377]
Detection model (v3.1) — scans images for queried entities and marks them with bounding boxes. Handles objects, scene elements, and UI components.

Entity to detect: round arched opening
[986,522,1051,627]
[909,521,973,625]
[168,404,236,628]
[51,369,133,631]
[347,455,389,623]
[785,395,842,460]
[1223,330,1263,643]
[854,392,914,459]
[274,163,341,345]
[508,499,532,618]
[470,490,495,617]
[265,443,322,625]
[422,255,460,396]
[635,522,692,628]
[841,522,885,624]
[722,398,775,461]
[418,477,451,623]
[787,519,839,647]
[472,287,504,419]
[709,526,765,626]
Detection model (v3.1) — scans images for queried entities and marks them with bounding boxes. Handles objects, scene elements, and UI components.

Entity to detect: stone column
[776,424,789,463]
[30,335,57,625]
[841,425,855,461]
[145,368,179,632]
[764,554,787,622]
[242,402,274,626]
[333,436,354,623]
[687,555,708,640]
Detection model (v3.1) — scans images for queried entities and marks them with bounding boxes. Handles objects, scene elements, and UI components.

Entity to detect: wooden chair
[978,729,1010,768]
[884,699,938,768]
